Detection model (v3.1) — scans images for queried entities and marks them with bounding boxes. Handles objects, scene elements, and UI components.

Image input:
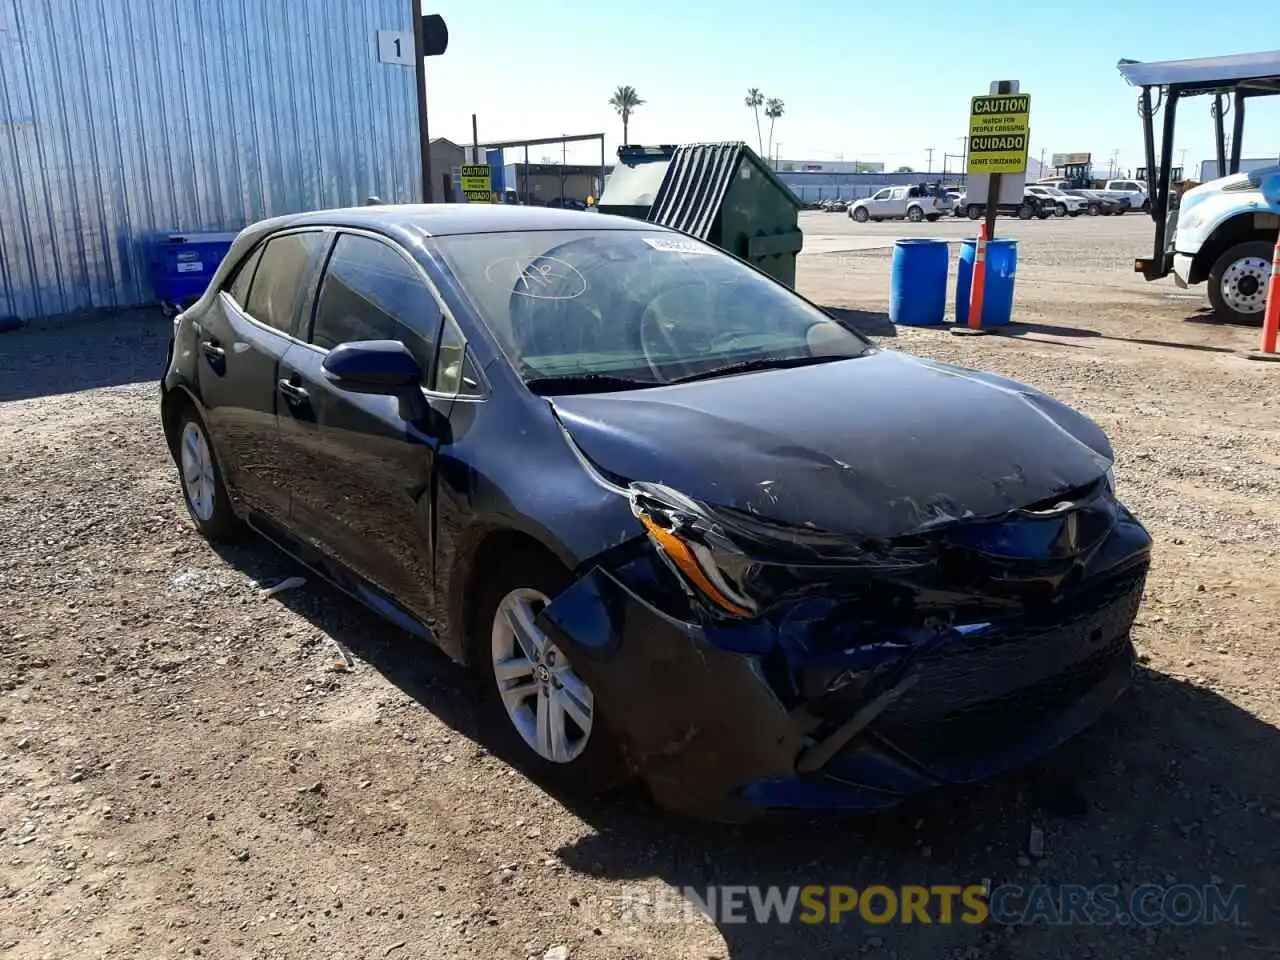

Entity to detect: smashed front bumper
[535,487,1152,822]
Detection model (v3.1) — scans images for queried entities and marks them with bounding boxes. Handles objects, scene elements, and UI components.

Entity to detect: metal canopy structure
[1117,50,1280,280]
[476,133,607,205]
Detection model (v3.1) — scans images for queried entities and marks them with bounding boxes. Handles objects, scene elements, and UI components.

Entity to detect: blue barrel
[889,239,949,326]
[955,238,1018,327]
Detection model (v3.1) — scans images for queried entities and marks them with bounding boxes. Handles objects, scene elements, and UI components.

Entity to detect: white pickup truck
[1101,179,1150,213]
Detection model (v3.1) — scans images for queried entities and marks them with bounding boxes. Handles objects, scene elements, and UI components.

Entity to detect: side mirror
[322,340,421,393]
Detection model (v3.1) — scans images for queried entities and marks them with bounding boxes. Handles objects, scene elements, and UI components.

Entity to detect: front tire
[967,204,982,220]
[1018,203,1034,220]
[174,405,241,541]
[852,206,869,223]
[1055,203,1067,217]
[1087,202,1101,216]
[474,549,626,795]
[1207,240,1273,325]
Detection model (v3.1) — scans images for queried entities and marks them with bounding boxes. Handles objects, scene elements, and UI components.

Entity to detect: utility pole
[925,147,935,173]
[1039,147,1045,175]
[959,136,970,174]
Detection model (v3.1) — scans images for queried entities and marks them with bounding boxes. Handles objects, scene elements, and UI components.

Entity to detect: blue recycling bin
[148,231,238,313]
[889,239,949,326]
[955,238,1018,327]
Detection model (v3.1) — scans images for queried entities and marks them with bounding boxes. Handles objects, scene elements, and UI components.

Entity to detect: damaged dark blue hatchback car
[161,205,1151,821]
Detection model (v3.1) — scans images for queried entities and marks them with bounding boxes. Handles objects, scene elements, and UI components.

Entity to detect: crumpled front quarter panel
[536,566,803,820]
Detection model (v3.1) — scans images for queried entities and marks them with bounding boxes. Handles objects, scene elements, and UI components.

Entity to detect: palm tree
[744,88,764,155]
[608,85,644,147]
[765,98,785,161]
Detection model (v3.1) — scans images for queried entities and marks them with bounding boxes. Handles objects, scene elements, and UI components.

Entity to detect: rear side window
[245,232,324,334]
[227,245,264,306]
[309,234,440,381]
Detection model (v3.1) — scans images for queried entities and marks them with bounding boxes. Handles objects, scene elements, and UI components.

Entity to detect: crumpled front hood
[549,350,1114,540]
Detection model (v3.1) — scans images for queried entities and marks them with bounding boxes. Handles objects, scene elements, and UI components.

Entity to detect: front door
[194,230,326,521]
[277,231,447,620]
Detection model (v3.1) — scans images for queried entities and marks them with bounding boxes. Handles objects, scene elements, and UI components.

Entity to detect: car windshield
[431,229,871,389]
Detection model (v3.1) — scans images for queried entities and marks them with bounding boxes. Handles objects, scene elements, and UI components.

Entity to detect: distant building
[778,159,885,173]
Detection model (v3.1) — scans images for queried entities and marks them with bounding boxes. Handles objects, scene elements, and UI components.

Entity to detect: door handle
[201,340,225,361]
[277,379,310,405]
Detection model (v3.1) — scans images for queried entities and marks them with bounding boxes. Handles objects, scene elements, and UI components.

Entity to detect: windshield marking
[484,255,588,300]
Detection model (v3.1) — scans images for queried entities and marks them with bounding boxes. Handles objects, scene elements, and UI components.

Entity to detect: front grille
[878,565,1146,725]
[873,641,1133,766]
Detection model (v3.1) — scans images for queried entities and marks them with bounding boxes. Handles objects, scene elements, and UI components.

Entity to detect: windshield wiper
[524,373,659,395]
[667,354,850,385]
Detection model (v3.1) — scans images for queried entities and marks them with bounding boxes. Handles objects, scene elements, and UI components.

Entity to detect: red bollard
[967,223,989,330]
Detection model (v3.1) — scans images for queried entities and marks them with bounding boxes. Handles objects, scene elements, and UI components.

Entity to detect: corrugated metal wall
[0,0,420,322]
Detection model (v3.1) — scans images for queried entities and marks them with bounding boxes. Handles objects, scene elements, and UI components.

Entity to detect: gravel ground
[2,214,1279,959]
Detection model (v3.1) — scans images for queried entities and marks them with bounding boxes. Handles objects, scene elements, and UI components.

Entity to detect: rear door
[277,231,450,620]
[193,229,327,521]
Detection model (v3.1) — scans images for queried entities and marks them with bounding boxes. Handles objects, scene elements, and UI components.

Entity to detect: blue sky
[420,0,1279,178]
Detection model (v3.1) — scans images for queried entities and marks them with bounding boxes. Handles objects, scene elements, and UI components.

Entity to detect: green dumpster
[598,142,805,288]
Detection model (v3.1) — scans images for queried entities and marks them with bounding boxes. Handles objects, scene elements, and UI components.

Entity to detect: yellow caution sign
[460,164,492,203]
[967,94,1030,174]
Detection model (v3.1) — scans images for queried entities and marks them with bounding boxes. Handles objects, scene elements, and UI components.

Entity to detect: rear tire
[174,404,241,542]
[1018,203,1034,220]
[1054,203,1067,217]
[473,548,627,796]
[1087,202,1101,216]
[1207,240,1272,325]
[906,206,924,223]
[967,204,982,220]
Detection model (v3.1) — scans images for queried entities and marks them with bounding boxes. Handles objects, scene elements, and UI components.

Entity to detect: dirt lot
[2,212,1279,959]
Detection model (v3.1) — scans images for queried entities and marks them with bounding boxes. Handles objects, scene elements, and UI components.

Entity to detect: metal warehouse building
[0,0,421,323]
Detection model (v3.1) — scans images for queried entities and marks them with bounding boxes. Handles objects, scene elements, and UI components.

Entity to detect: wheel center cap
[534,663,552,683]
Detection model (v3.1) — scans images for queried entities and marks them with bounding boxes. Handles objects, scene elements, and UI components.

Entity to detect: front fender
[536,566,804,821]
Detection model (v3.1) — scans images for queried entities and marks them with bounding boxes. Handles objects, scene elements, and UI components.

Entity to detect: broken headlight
[629,484,759,619]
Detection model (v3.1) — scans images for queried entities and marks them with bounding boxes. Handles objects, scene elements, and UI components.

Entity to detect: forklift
[1117,50,1280,290]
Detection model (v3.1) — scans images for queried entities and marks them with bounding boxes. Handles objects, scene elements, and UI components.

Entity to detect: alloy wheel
[180,420,217,521]
[490,588,594,764]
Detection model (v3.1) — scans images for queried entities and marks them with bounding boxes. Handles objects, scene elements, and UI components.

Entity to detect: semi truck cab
[1117,50,1280,324]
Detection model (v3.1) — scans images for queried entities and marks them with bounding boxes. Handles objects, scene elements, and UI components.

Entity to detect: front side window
[245,232,324,334]
[309,234,439,381]
[871,189,890,201]
[431,230,870,389]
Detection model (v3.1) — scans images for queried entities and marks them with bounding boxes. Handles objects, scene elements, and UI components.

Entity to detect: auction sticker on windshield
[967,94,1031,175]
[643,236,713,255]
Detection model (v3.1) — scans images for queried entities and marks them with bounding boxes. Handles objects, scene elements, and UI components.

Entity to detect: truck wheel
[967,205,982,220]
[1207,240,1273,325]
[906,206,924,223]
[852,206,869,223]
[1055,203,1067,217]
[1087,202,1101,216]
[1017,203,1034,220]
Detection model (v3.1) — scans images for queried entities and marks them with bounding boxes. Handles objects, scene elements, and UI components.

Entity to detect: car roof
[182,204,676,321]
[261,203,659,240]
